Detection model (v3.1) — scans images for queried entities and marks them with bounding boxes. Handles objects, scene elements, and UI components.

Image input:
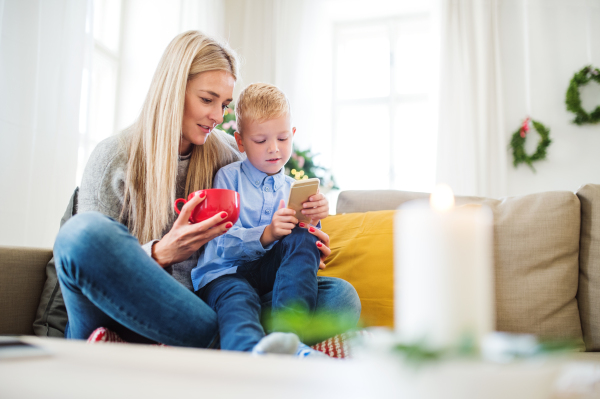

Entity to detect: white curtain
[115,0,226,131]
[0,0,90,248]
[224,0,306,89]
[436,0,506,198]
[223,0,323,150]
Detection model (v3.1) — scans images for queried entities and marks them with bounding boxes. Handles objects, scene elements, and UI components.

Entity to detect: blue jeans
[54,212,361,347]
[198,228,321,351]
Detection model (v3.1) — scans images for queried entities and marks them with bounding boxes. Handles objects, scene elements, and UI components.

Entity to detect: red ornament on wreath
[520,117,531,138]
[509,116,552,171]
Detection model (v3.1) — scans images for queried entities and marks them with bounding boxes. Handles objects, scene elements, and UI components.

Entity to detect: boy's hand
[260,200,298,247]
[301,191,329,225]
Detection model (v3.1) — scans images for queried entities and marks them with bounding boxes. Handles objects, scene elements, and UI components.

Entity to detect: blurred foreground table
[0,336,370,399]
[0,336,599,399]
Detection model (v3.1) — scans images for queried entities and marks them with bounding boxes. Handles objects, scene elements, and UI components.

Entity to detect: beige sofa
[1,185,600,356]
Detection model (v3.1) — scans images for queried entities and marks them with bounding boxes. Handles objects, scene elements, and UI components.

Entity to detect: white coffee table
[0,336,371,399]
[1,336,598,399]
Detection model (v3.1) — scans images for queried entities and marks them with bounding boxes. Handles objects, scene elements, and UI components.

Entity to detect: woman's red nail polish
[309,227,315,232]
[199,191,206,198]
[299,223,305,228]
[225,222,233,228]
[317,242,322,247]
[221,212,227,219]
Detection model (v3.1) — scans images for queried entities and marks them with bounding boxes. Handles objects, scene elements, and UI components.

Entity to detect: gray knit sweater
[77,134,199,291]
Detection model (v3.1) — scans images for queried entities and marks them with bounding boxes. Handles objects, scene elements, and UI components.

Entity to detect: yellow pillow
[319,210,395,328]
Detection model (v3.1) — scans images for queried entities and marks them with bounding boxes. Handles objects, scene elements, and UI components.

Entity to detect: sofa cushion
[336,190,584,346]
[319,210,395,327]
[32,187,78,337]
[576,184,600,351]
[0,247,52,335]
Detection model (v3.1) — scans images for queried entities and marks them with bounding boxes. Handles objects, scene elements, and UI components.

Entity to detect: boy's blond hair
[235,83,290,133]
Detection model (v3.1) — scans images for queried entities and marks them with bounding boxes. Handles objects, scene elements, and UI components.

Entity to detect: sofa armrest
[0,246,52,335]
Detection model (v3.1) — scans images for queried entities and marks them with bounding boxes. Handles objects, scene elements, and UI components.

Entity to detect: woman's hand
[301,191,329,226]
[299,222,331,270]
[152,192,232,267]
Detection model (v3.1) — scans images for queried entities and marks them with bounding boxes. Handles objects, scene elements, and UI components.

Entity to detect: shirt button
[255,181,260,185]
[264,187,270,192]
[265,209,271,215]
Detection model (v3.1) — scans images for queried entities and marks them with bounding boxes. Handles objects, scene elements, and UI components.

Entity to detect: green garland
[510,117,551,171]
[262,304,359,345]
[388,334,581,366]
[565,65,600,125]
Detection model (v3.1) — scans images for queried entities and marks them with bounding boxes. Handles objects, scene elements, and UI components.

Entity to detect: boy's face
[234,113,295,176]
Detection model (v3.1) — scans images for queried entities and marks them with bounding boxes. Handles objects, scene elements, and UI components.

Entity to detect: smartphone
[286,178,320,224]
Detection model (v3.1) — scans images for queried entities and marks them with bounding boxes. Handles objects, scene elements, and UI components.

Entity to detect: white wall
[115,0,226,131]
[222,0,434,168]
[500,0,600,197]
[222,0,317,150]
[0,0,88,248]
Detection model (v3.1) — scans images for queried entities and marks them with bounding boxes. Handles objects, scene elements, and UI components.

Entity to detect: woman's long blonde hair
[122,31,241,243]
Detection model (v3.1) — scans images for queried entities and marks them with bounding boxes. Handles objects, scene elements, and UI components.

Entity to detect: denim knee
[336,279,362,320]
[316,276,362,326]
[280,227,320,254]
[56,212,121,251]
[54,212,128,277]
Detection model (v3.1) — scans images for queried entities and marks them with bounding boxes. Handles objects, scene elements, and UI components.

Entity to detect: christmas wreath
[510,117,552,171]
[565,65,600,125]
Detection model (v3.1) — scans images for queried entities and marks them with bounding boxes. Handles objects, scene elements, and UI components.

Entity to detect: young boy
[191,83,328,357]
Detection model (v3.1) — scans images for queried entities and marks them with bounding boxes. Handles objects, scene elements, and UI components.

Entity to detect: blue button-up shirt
[192,159,311,291]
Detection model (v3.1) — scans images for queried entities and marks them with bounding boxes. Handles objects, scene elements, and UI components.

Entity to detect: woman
[54,31,360,348]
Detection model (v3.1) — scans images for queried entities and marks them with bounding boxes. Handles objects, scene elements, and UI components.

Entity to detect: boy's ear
[292,127,296,136]
[234,132,245,153]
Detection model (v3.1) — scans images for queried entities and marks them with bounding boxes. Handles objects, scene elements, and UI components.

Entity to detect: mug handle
[174,198,187,215]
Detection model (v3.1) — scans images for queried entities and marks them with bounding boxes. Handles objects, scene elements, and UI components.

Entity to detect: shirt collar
[241,158,287,191]
[178,152,192,161]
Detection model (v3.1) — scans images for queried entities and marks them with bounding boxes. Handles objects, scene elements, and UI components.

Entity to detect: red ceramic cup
[174,189,240,225]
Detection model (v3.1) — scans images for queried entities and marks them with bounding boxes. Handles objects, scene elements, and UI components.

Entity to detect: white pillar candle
[394,184,494,349]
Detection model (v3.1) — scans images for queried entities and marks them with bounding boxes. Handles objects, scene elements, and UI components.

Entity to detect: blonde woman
[53,31,360,347]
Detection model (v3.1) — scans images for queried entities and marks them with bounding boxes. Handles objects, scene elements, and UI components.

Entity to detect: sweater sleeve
[77,135,128,221]
[77,135,157,254]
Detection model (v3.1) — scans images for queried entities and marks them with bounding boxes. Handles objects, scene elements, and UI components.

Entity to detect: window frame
[76,0,124,185]
[331,13,433,191]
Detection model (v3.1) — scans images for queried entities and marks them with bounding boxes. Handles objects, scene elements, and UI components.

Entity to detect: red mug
[174,189,240,225]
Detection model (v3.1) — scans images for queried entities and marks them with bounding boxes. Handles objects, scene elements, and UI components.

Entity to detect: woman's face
[181,70,235,155]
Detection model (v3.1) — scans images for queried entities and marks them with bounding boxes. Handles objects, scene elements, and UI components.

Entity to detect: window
[77,0,123,185]
[332,14,438,193]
